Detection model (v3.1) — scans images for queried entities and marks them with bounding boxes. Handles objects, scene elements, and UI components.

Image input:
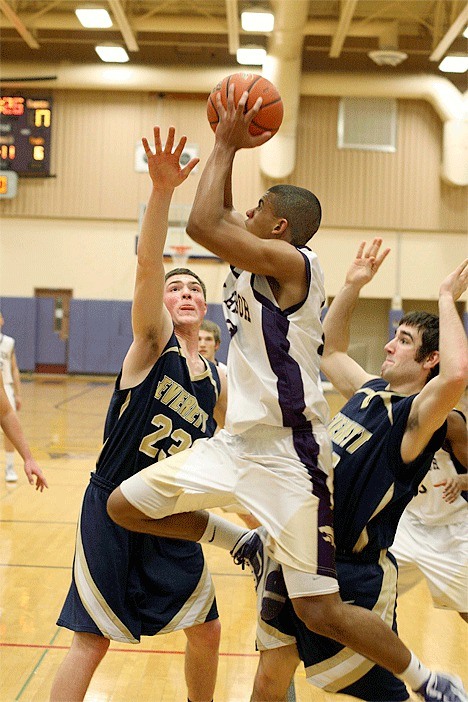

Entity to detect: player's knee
[253,662,290,700]
[107,487,143,530]
[72,632,110,664]
[185,618,221,652]
[292,592,344,638]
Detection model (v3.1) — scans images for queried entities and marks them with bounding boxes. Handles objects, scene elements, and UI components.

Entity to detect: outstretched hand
[439,258,468,302]
[142,126,199,190]
[434,475,468,503]
[24,457,48,492]
[214,84,272,150]
[345,238,390,288]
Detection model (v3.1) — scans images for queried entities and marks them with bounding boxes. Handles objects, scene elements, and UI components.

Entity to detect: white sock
[397,652,430,691]
[198,513,248,552]
[5,452,14,469]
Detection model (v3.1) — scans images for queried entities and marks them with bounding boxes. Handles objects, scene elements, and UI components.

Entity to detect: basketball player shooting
[107,82,467,701]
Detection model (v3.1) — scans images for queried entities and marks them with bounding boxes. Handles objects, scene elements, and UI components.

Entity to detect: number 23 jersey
[95,332,220,485]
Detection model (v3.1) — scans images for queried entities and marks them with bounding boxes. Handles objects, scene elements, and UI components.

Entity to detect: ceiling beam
[429,1,468,61]
[225,0,239,54]
[329,0,358,58]
[0,0,40,49]
[107,0,139,52]
[432,0,445,49]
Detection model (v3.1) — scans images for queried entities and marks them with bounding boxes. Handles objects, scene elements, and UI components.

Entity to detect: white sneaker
[5,465,18,482]
[417,672,468,702]
[231,527,268,587]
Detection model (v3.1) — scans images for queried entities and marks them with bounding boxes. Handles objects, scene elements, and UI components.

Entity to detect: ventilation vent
[368,50,408,66]
[338,97,397,152]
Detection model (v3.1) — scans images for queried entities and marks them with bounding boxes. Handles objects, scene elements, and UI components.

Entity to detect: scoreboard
[0,94,52,176]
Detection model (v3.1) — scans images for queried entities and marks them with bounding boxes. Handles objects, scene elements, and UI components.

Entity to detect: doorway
[34,288,73,373]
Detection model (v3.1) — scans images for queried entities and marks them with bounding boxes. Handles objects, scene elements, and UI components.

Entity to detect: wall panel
[1,91,465,232]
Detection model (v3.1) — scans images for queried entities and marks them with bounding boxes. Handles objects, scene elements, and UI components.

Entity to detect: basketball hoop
[169,245,191,268]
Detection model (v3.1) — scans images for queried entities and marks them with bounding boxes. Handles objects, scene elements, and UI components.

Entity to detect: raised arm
[401,260,468,463]
[222,160,245,229]
[122,127,199,386]
[0,375,47,491]
[321,238,390,399]
[186,86,305,288]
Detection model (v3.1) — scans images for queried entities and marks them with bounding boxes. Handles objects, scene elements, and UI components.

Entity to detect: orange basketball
[207,72,283,138]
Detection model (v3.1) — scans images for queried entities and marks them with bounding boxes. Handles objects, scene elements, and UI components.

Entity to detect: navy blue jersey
[259,378,447,699]
[57,331,221,642]
[330,378,446,558]
[96,332,220,485]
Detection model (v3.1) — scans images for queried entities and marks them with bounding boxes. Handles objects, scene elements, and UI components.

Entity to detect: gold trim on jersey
[168,341,219,389]
[118,389,132,418]
[304,550,397,691]
[256,615,298,651]
[354,484,395,553]
[355,386,404,425]
[156,560,216,634]
[73,509,139,643]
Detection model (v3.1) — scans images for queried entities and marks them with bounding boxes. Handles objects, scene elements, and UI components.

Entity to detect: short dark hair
[165,268,207,299]
[399,311,440,381]
[268,184,322,247]
[200,319,222,345]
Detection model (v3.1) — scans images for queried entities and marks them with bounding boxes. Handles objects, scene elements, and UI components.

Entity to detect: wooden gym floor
[1,375,466,701]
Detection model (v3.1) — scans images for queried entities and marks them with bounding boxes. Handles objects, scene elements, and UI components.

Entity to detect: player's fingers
[180,158,199,179]
[215,91,226,117]
[173,135,188,159]
[142,137,153,155]
[153,126,162,152]
[237,90,249,115]
[375,247,391,268]
[245,96,263,122]
[164,126,175,152]
[458,259,468,287]
[226,83,236,111]
[356,241,366,259]
[365,237,382,259]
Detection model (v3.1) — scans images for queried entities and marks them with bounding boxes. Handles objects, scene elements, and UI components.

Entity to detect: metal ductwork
[260,0,309,181]
[1,63,466,186]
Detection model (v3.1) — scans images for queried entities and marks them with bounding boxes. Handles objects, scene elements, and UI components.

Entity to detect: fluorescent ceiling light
[236,46,267,65]
[95,45,129,63]
[241,9,274,32]
[76,8,112,28]
[438,55,468,72]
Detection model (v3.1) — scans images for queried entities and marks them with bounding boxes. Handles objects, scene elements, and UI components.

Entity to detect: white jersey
[0,333,15,385]
[405,447,467,526]
[223,247,329,435]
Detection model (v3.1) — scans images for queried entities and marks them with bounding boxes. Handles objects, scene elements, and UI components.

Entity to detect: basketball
[207,72,283,138]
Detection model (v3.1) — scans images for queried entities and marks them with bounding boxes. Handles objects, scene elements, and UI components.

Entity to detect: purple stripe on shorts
[260,304,336,578]
[292,429,336,578]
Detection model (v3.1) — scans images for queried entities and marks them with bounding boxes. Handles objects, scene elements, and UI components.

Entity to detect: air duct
[1,63,466,185]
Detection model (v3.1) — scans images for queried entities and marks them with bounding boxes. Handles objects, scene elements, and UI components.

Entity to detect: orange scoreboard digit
[0,170,18,198]
[0,95,52,176]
